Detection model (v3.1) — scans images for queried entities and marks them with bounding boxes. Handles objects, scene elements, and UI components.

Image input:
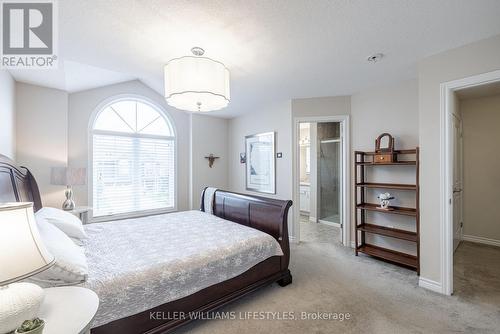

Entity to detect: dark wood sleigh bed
[0,154,293,334]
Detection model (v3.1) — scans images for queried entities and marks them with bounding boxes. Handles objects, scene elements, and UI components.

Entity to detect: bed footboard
[202,188,293,272]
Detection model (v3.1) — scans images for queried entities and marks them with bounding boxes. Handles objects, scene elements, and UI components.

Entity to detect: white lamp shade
[164,56,230,112]
[0,203,54,285]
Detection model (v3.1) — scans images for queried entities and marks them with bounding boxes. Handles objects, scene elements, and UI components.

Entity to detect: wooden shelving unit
[354,148,420,274]
[357,224,417,242]
[356,203,417,216]
[357,244,418,268]
[356,182,417,190]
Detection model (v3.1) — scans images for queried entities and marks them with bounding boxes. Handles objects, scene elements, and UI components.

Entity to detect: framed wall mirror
[245,132,276,194]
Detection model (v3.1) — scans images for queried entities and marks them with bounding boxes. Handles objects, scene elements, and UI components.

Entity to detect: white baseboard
[350,241,356,249]
[289,235,299,244]
[418,277,443,294]
[318,219,341,228]
[309,216,317,223]
[462,234,500,247]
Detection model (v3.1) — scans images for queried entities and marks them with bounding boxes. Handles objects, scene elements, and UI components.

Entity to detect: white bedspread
[81,210,283,328]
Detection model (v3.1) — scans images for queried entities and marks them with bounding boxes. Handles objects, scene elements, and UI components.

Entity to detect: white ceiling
[9,0,500,118]
[10,60,135,93]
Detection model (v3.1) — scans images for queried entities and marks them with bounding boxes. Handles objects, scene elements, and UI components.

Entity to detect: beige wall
[418,34,500,284]
[288,82,419,248]
[292,96,351,119]
[190,114,228,209]
[13,79,224,215]
[351,79,419,253]
[227,100,293,234]
[461,94,500,241]
[68,80,191,212]
[226,88,419,242]
[16,83,68,208]
[351,80,419,151]
[0,70,16,159]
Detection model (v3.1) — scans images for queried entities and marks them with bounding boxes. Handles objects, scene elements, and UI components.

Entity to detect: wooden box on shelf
[374,133,397,164]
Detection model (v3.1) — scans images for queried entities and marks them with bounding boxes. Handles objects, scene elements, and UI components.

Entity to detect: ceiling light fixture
[164,47,230,112]
[367,53,384,63]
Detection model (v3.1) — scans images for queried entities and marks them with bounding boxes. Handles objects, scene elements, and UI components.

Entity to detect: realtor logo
[1,0,58,68]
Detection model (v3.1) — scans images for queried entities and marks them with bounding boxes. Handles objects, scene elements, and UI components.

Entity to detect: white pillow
[31,221,88,286]
[35,207,87,241]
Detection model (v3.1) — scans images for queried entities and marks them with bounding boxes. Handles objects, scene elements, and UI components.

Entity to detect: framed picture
[245,132,276,194]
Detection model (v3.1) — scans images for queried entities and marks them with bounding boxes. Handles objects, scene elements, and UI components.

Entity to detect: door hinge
[449,199,452,205]
[460,222,463,228]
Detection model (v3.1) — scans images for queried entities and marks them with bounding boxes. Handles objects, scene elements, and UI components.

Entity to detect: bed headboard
[201,188,293,271]
[0,154,42,211]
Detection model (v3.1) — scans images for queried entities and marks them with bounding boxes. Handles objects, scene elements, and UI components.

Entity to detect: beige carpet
[175,222,500,333]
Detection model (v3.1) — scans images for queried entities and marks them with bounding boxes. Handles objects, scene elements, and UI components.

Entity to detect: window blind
[92,134,175,217]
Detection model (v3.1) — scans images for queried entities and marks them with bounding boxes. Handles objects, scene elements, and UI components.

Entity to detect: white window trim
[88,94,178,223]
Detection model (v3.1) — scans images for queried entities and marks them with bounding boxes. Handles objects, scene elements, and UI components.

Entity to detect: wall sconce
[205,154,220,168]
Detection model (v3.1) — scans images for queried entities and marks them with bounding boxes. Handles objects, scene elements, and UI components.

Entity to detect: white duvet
[81,210,283,328]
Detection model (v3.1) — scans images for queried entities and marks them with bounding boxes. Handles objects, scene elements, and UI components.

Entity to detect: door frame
[451,113,464,253]
[317,137,343,228]
[440,69,500,295]
[292,115,351,246]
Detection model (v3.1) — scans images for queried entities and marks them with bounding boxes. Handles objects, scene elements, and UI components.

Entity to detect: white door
[452,114,464,252]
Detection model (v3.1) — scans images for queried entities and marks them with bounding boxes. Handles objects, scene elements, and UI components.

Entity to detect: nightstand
[38,287,99,334]
[66,206,92,224]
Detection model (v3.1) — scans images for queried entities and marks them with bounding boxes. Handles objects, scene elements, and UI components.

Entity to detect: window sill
[90,207,177,223]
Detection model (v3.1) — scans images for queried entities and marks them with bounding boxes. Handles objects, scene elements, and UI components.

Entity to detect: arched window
[91,98,175,218]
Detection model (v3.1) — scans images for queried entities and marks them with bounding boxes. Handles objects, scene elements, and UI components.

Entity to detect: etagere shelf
[354,148,420,274]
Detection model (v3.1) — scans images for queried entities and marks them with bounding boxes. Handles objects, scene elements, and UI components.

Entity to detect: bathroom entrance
[296,119,348,244]
[318,123,342,227]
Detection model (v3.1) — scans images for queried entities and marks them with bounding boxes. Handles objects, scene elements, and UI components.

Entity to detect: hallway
[454,241,500,307]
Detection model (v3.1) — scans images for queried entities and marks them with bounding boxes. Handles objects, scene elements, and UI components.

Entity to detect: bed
[0,154,293,334]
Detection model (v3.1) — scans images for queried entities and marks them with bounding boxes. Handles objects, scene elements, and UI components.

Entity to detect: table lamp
[50,167,86,210]
[0,202,55,334]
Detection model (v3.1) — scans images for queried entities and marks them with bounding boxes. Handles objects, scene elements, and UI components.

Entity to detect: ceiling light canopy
[164,47,230,112]
[367,53,384,63]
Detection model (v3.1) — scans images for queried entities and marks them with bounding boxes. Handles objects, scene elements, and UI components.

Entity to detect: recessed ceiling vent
[367,53,384,63]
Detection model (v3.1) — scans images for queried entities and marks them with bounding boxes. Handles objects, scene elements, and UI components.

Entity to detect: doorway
[293,116,350,246]
[317,124,342,227]
[441,69,500,295]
